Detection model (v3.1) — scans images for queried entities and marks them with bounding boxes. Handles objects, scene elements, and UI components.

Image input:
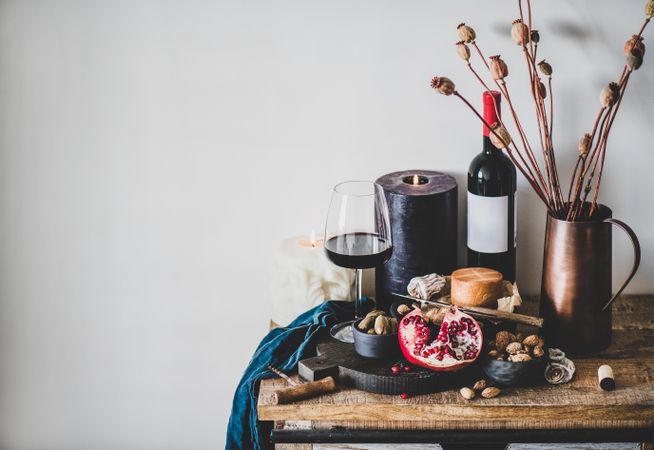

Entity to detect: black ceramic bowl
[352,319,400,359]
[480,347,548,386]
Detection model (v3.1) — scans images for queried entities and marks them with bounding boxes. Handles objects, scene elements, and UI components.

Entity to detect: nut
[389,317,398,333]
[523,335,544,348]
[460,387,476,400]
[532,346,545,358]
[358,316,374,331]
[488,350,499,357]
[424,307,447,325]
[374,315,391,335]
[481,387,501,398]
[472,379,488,391]
[397,304,411,315]
[495,331,515,353]
[496,356,505,361]
[506,342,524,355]
[367,329,376,334]
[509,353,533,362]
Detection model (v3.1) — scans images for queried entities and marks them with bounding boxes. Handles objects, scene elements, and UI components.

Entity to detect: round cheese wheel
[451,267,503,308]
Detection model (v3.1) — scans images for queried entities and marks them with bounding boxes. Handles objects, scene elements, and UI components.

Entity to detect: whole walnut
[506,342,524,355]
[509,353,532,362]
[523,335,545,348]
[495,331,516,353]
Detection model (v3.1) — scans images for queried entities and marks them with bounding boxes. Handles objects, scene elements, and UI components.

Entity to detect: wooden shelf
[258,295,654,432]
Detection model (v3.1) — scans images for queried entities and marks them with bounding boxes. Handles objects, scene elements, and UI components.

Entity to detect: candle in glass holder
[270,232,354,326]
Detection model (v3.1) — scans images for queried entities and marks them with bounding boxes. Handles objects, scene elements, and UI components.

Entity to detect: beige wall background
[0,0,652,448]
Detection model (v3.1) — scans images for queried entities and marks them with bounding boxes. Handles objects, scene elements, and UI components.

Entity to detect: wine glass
[324,181,393,342]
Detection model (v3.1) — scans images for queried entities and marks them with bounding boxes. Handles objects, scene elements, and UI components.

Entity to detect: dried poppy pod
[627,52,644,71]
[457,23,476,43]
[511,19,530,46]
[538,59,552,76]
[489,55,509,80]
[537,80,547,99]
[646,0,654,18]
[489,123,512,149]
[624,35,646,57]
[431,76,456,96]
[530,30,540,44]
[456,41,471,61]
[600,82,621,107]
[578,133,592,156]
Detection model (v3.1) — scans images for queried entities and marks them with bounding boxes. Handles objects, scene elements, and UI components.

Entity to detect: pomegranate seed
[391,364,401,374]
[401,392,408,399]
[403,365,411,373]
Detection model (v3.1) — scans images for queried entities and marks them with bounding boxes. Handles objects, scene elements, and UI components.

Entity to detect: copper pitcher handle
[601,218,641,311]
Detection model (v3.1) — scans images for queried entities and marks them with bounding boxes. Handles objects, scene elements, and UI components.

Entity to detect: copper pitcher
[539,204,641,354]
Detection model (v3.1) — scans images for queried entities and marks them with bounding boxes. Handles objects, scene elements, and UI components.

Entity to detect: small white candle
[270,232,354,326]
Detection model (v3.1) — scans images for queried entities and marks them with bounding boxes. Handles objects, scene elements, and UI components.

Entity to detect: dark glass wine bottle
[467,91,517,281]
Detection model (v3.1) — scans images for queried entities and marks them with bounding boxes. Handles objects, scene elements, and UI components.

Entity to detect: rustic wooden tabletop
[257,295,654,448]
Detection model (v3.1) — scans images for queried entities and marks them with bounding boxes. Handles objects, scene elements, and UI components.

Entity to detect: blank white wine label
[467,192,515,253]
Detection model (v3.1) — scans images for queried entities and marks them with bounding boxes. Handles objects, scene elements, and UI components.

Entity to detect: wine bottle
[467,91,517,281]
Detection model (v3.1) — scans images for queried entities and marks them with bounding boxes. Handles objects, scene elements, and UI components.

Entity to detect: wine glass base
[329,320,356,343]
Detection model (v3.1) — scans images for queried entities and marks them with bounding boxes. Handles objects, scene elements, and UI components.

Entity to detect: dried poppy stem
[568,115,607,219]
[567,156,583,205]
[499,81,553,207]
[466,63,545,190]
[589,73,632,216]
[567,107,606,219]
[473,42,551,205]
[443,5,650,219]
[572,110,611,220]
[453,91,550,204]
[548,77,554,142]
[471,42,490,70]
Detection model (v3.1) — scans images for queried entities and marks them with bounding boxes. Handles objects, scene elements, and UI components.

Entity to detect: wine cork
[272,376,337,404]
[598,364,615,391]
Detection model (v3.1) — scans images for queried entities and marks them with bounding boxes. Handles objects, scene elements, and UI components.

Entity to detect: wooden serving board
[298,339,479,395]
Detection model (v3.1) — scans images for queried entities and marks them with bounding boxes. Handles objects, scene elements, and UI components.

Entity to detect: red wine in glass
[325,232,392,269]
[324,181,393,338]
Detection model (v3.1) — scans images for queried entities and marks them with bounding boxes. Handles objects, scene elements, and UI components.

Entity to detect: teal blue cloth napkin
[225,300,357,449]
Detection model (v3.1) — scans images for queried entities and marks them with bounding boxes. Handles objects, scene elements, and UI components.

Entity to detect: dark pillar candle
[375,170,458,310]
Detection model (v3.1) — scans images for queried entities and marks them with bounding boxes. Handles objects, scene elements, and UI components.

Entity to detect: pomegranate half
[398,306,483,371]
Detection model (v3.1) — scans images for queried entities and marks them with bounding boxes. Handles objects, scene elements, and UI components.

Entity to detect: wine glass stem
[354,268,364,319]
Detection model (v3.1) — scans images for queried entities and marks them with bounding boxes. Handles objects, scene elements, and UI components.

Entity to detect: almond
[460,387,476,400]
[481,387,501,398]
[472,379,488,391]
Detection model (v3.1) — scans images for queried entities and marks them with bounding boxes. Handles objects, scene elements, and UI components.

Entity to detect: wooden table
[258,295,654,449]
